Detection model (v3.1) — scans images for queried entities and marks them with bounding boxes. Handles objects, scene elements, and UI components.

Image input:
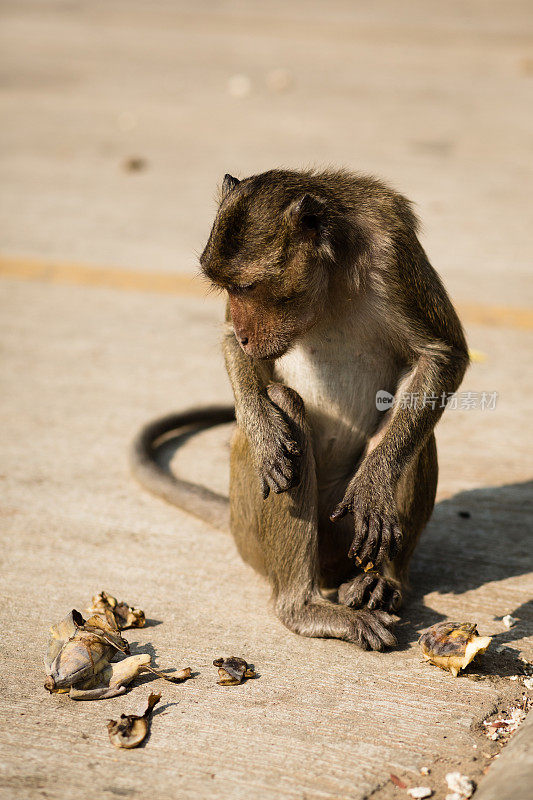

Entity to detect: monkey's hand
[249,386,303,499]
[330,470,402,567]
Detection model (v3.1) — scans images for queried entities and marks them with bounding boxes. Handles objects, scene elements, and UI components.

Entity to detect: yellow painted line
[1,254,532,331]
[455,302,533,332]
[0,254,209,298]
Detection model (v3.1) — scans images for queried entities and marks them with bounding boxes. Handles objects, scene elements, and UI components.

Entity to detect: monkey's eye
[277,290,305,306]
[227,282,257,296]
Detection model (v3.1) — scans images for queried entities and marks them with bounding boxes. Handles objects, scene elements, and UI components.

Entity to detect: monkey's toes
[350,609,397,651]
[338,574,402,613]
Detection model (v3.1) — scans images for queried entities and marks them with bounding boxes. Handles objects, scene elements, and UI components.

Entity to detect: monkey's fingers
[347,517,369,559]
[375,519,403,566]
[358,515,382,564]
[276,455,299,483]
[270,466,291,493]
[366,579,386,611]
[338,573,375,607]
[330,500,351,522]
[392,523,403,557]
[281,439,302,457]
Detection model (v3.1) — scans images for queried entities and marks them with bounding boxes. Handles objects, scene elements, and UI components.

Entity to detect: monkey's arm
[223,313,302,499]
[332,242,469,567]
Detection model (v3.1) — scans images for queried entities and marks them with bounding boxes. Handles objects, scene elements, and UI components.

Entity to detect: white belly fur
[274,310,399,483]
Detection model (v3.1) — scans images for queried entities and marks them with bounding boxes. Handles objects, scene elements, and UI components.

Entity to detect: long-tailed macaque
[131,169,469,650]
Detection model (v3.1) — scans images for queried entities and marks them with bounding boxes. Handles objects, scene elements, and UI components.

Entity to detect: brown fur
[132,168,468,651]
[202,168,468,650]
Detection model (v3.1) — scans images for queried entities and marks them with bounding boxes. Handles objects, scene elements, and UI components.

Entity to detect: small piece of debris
[390,774,407,789]
[458,511,471,519]
[445,772,475,799]
[122,156,147,172]
[524,677,533,690]
[418,622,491,677]
[107,692,161,748]
[87,591,145,630]
[213,657,256,686]
[408,787,433,798]
[483,704,529,742]
[420,766,430,775]
[502,614,518,629]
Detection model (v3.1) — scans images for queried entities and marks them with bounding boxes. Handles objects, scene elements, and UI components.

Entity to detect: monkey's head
[200,170,344,360]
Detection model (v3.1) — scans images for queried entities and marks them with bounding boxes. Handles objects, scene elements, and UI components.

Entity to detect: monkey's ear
[287,194,326,235]
[222,173,240,198]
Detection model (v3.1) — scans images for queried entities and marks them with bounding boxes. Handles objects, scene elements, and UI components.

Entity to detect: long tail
[129,406,235,532]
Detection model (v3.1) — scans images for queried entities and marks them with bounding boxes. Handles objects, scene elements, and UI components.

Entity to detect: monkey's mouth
[238,337,289,361]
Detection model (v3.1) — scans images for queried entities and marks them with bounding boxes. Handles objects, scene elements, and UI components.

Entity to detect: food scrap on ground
[418,622,492,677]
[69,658,191,700]
[483,700,531,742]
[87,590,146,629]
[45,607,192,699]
[44,610,130,694]
[213,657,256,686]
[107,692,161,749]
[390,774,407,789]
[444,771,475,800]
[502,614,518,629]
[407,788,433,799]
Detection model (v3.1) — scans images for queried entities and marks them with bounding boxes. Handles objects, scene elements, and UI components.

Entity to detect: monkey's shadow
[397,479,533,649]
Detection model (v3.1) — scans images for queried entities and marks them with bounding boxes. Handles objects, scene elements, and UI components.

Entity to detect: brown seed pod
[69,659,192,700]
[107,692,161,749]
[87,591,146,630]
[418,622,492,677]
[44,610,129,693]
[213,657,256,686]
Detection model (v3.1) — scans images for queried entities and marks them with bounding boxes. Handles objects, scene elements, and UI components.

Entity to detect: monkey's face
[226,281,324,360]
[200,172,333,360]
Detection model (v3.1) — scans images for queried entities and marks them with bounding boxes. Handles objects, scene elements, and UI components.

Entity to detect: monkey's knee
[266,383,305,425]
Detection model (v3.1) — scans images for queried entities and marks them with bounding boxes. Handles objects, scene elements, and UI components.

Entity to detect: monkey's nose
[239,336,249,346]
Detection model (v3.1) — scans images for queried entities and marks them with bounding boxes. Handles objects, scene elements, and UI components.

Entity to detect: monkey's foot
[276,595,397,651]
[338,573,402,613]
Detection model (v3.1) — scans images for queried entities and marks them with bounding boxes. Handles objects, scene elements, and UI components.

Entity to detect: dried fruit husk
[213,657,256,686]
[107,692,161,749]
[141,665,192,684]
[45,609,191,698]
[69,659,191,700]
[44,610,130,693]
[69,653,152,700]
[87,591,145,630]
[418,622,491,677]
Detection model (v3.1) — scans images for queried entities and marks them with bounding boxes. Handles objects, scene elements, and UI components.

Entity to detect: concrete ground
[0,2,532,799]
